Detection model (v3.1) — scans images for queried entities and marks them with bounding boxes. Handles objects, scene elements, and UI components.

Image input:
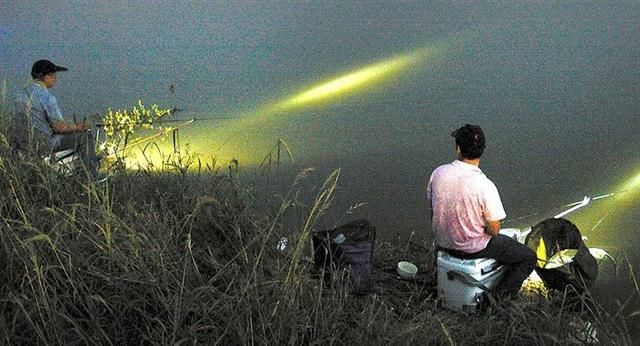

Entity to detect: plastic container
[396,261,418,279]
[436,251,506,313]
[43,149,82,177]
[500,228,522,243]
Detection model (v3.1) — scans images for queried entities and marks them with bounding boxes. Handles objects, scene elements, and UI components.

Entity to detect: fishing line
[590,214,609,232]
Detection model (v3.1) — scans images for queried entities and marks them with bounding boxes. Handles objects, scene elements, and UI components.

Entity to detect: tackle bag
[312,219,376,295]
[525,218,598,293]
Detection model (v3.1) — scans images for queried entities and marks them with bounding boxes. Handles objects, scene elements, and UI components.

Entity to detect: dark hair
[451,124,486,159]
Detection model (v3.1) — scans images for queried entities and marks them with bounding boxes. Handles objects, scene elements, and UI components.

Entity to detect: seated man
[13,59,102,180]
[426,124,536,299]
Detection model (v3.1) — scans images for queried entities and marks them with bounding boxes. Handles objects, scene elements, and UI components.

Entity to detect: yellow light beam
[118,41,451,170]
[271,47,438,111]
[620,171,640,193]
[569,168,640,240]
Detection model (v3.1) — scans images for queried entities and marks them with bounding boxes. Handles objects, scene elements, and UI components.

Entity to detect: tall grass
[0,93,637,344]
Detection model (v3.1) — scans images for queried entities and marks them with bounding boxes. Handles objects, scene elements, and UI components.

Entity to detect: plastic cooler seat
[436,251,506,313]
[43,149,81,176]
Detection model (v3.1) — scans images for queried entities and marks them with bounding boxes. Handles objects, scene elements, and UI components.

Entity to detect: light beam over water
[121,41,450,169]
[271,47,438,111]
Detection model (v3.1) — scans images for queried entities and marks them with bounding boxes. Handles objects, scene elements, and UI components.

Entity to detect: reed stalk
[0,91,637,344]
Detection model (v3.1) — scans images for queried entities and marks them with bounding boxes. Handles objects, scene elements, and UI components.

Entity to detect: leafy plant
[97,100,173,158]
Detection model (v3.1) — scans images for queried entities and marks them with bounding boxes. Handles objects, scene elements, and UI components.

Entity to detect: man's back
[427,160,505,253]
[14,82,65,148]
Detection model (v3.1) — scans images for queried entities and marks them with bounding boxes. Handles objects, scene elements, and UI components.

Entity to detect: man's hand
[485,220,501,236]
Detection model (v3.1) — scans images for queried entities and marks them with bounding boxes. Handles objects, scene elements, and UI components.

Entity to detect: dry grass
[0,97,637,345]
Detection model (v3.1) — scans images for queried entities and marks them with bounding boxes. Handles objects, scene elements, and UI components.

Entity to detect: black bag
[525,218,598,293]
[312,219,376,295]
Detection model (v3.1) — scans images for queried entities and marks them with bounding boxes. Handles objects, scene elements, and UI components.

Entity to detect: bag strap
[446,270,491,291]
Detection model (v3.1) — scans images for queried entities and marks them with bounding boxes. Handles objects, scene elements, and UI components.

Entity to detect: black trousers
[441,234,537,298]
[52,130,99,175]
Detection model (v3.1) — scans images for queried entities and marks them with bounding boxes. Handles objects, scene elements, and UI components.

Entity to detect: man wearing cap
[14,59,101,179]
[426,124,536,300]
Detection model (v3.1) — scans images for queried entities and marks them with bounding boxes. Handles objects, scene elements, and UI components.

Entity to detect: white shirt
[427,160,506,253]
[14,81,65,148]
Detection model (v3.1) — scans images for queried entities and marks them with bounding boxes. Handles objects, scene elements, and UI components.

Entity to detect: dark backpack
[312,219,376,295]
[525,218,598,293]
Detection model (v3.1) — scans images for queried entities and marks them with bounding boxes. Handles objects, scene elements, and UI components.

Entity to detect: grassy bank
[0,101,636,344]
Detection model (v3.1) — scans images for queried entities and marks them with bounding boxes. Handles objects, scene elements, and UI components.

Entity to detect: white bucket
[437,251,506,313]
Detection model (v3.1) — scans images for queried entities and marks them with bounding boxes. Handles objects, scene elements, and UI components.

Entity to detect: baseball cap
[31,59,68,78]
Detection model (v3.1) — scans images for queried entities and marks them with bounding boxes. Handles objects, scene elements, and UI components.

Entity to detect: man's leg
[54,131,98,175]
[468,235,536,298]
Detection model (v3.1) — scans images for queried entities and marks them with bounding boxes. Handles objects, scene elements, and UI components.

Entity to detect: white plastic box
[43,149,81,176]
[437,251,506,313]
[500,228,522,243]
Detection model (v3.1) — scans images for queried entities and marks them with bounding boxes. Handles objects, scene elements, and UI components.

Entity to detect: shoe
[477,291,513,319]
[92,173,109,184]
[477,291,494,314]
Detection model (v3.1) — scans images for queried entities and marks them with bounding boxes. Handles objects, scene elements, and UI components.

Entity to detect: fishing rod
[93,108,246,128]
[94,116,242,127]
[560,190,629,208]
[95,118,196,156]
[505,189,630,224]
[119,119,195,149]
[518,190,628,240]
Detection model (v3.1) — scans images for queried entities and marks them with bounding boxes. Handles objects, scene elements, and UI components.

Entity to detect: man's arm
[485,220,501,236]
[426,176,434,221]
[43,92,90,134]
[482,181,506,237]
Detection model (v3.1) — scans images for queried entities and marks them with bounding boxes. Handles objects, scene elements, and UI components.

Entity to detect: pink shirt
[427,160,506,253]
